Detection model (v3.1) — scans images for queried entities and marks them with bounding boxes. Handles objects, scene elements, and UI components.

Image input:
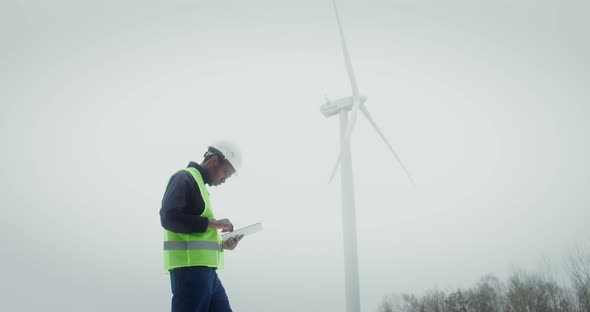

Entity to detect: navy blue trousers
[170,266,232,312]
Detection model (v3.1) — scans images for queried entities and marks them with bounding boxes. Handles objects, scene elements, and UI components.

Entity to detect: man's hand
[223,235,244,250]
[208,218,234,233]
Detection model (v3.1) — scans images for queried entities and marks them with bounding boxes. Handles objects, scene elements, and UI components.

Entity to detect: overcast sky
[2,0,589,311]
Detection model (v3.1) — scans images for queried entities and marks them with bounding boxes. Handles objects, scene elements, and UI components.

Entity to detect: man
[160,141,244,312]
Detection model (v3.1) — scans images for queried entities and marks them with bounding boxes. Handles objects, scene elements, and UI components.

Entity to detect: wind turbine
[320,1,414,312]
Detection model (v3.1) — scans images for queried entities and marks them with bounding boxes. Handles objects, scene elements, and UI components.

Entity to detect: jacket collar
[187,161,211,185]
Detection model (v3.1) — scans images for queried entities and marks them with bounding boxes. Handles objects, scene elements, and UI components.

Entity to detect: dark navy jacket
[159,162,211,233]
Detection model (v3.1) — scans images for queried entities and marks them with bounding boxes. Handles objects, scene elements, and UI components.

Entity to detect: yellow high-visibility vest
[163,167,224,272]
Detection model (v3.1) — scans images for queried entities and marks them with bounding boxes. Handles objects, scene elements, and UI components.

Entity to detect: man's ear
[212,154,223,166]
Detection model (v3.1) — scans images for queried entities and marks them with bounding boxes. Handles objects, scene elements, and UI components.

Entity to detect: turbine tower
[321,1,414,312]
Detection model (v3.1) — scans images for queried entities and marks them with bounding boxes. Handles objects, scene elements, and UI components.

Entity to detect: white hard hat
[209,141,242,172]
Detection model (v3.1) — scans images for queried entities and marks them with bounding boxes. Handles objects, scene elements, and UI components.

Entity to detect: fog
[1,0,589,311]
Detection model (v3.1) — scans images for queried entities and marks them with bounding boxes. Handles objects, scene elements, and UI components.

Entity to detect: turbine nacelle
[320,95,368,118]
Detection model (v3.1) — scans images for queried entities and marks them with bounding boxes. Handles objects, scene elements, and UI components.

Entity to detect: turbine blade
[333,0,360,99]
[333,0,361,143]
[360,105,415,185]
[328,154,341,183]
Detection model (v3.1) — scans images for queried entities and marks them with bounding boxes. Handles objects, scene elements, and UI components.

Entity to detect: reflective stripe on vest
[162,167,224,272]
[164,241,222,251]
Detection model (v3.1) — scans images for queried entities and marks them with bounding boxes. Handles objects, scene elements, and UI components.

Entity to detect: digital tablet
[221,222,263,242]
